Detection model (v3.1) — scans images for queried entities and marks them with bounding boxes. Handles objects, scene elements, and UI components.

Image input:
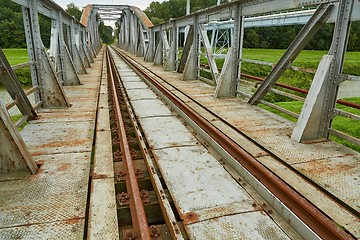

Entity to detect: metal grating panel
[293,155,360,213]
[186,211,291,240]
[0,219,84,240]
[0,154,90,229]
[21,121,94,156]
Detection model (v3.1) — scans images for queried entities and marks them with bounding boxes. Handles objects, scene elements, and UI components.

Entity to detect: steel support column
[248,3,333,104]
[144,29,155,62]
[292,0,354,141]
[22,0,69,108]
[50,13,81,86]
[177,26,194,73]
[70,20,87,74]
[183,17,199,80]
[165,23,178,71]
[0,101,38,175]
[153,30,164,65]
[215,5,244,98]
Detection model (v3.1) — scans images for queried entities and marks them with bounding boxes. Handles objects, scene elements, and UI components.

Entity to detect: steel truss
[0,0,102,176]
[117,0,360,145]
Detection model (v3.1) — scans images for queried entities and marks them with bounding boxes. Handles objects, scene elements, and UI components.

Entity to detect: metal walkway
[0,49,103,239]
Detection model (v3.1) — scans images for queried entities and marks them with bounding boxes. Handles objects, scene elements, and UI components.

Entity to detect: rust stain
[300,160,355,176]
[92,173,108,179]
[182,212,200,224]
[29,162,45,180]
[37,140,87,149]
[64,216,84,224]
[57,163,70,172]
[80,5,92,26]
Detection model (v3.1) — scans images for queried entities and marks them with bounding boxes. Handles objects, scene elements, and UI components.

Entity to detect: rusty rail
[240,73,360,110]
[200,63,360,110]
[115,48,354,240]
[106,49,151,240]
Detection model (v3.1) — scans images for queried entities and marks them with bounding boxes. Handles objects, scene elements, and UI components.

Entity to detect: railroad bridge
[0,0,359,239]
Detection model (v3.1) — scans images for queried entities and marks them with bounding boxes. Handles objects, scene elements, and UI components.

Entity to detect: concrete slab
[139,116,199,149]
[153,146,256,223]
[131,99,173,118]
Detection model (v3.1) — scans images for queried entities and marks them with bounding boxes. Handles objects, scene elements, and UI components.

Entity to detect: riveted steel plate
[153,146,256,223]
[122,81,149,90]
[0,219,84,240]
[0,154,90,229]
[186,211,290,240]
[21,120,94,156]
[88,178,119,240]
[31,111,96,123]
[62,86,99,99]
[126,88,158,101]
[293,155,360,212]
[139,116,199,149]
[131,99,173,118]
[251,128,356,164]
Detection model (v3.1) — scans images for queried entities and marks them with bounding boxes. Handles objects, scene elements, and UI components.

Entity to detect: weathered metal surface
[153,146,256,222]
[186,211,291,240]
[139,116,198,150]
[88,178,119,240]
[294,155,360,213]
[0,219,84,239]
[0,154,90,229]
[258,155,360,239]
[131,99,173,118]
[20,121,94,156]
[0,102,38,175]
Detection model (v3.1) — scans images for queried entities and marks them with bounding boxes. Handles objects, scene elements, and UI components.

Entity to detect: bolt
[117,170,126,181]
[124,230,137,240]
[149,225,160,238]
[113,150,122,160]
[117,192,130,205]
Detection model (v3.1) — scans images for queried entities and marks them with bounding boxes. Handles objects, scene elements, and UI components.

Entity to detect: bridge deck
[0,47,358,239]
[0,49,103,238]
[128,53,360,237]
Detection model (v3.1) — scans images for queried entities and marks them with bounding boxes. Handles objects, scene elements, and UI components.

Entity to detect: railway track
[105,46,357,239]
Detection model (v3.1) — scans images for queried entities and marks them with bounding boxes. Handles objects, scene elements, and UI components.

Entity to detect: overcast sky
[56,0,154,11]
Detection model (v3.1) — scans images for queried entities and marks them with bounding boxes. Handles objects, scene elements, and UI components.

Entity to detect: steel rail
[106,49,151,240]
[114,47,355,240]
[107,47,184,239]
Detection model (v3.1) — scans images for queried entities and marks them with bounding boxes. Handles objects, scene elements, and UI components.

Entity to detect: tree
[65,3,82,21]
[0,0,26,48]
[99,22,114,45]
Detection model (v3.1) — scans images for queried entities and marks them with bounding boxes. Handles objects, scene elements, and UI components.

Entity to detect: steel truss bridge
[0,0,359,239]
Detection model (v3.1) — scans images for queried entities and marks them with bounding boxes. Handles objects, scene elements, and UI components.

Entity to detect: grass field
[3,49,29,65]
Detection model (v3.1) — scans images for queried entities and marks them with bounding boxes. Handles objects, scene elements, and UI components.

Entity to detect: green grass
[2,49,31,85]
[11,114,27,131]
[2,49,29,65]
[242,48,360,76]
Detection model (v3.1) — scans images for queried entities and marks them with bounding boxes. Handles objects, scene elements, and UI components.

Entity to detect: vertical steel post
[215,4,243,97]
[165,22,178,71]
[22,0,69,108]
[183,16,199,80]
